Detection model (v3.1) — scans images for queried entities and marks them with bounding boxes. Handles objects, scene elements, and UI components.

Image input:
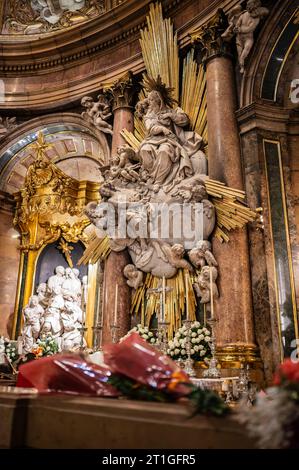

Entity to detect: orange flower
[167,370,188,391]
[32,346,43,358]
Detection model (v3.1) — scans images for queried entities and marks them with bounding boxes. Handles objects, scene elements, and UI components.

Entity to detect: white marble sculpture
[81,94,113,135]
[21,265,86,353]
[123,264,144,290]
[41,286,64,342]
[85,77,218,306]
[22,295,44,353]
[47,265,65,293]
[193,266,219,304]
[36,282,49,307]
[61,298,85,350]
[31,0,86,25]
[222,0,269,73]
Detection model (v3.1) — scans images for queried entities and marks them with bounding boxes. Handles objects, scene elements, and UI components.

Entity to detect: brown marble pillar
[0,192,20,338]
[192,11,258,366]
[102,72,135,343]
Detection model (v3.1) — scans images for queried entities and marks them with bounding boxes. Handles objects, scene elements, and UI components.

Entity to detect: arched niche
[0,112,110,194]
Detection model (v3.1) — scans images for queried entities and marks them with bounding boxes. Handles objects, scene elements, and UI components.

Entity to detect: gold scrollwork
[12,132,100,335]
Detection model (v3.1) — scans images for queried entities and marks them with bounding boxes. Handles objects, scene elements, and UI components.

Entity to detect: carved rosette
[190,9,231,64]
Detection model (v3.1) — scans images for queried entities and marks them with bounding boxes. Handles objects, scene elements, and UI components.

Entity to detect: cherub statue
[0,116,17,133]
[222,0,269,73]
[193,266,219,304]
[188,240,218,269]
[162,243,193,271]
[22,295,44,353]
[108,145,140,184]
[123,264,144,290]
[221,4,243,41]
[81,94,113,135]
[171,181,208,203]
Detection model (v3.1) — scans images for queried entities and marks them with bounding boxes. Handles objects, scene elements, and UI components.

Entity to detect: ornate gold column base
[216,344,262,370]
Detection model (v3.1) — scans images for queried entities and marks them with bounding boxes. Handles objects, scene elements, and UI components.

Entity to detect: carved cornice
[190,8,231,64]
[236,102,299,135]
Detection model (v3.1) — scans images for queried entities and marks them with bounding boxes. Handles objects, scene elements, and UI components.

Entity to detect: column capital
[110,71,136,112]
[190,9,232,64]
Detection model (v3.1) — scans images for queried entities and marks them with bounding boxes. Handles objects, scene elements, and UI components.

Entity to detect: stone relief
[81,94,113,136]
[222,0,269,73]
[0,116,18,140]
[21,266,86,352]
[3,0,106,35]
[85,77,218,306]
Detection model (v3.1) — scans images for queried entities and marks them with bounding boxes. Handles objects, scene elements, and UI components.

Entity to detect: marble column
[102,72,135,343]
[193,11,259,366]
[0,191,20,338]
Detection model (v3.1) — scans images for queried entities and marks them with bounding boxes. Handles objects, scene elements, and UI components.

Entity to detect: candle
[209,267,214,319]
[162,276,166,323]
[114,284,118,325]
[17,336,23,355]
[222,379,229,392]
[141,294,145,327]
[185,273,189,320]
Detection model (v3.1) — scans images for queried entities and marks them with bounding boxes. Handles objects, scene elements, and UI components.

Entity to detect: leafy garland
[108,374,228,416]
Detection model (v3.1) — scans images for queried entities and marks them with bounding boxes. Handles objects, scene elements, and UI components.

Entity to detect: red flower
[273,359,299,385]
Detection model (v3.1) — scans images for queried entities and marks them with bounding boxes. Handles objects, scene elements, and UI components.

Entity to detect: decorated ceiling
[1,0,124,35]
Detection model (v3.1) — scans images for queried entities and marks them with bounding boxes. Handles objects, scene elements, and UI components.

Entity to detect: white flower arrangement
[34,335,59,356]
[167,321,211,362]
[0,336,19,364]
[121,324,157,345]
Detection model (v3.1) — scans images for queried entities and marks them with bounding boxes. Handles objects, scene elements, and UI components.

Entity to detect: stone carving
[0,116,18,139]
[21,266,86,352]
[21,295,44,353]
[81,94,113,135]
[108,71,135,110]
[188,241,218,269]
[222,0,269,73]
[193,266,219,304]
[86,76,218,305]
[47,265,65,293]
[123,264,144,290]
[36,282,49,307]
[4,0,105,35]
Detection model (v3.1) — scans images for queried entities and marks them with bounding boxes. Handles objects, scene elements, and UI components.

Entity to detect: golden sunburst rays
[181,50,208,144]
[78,234,111,266]
[121,3,207,150]
[131,269,198,338]
[205,179,258,243]
[140,3,179,102]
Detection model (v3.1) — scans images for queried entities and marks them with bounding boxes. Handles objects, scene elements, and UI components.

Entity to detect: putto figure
[81,94,113,135]
[222,0,269,73]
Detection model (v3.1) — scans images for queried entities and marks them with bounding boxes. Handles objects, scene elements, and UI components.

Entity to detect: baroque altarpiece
[0,0,298,386]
